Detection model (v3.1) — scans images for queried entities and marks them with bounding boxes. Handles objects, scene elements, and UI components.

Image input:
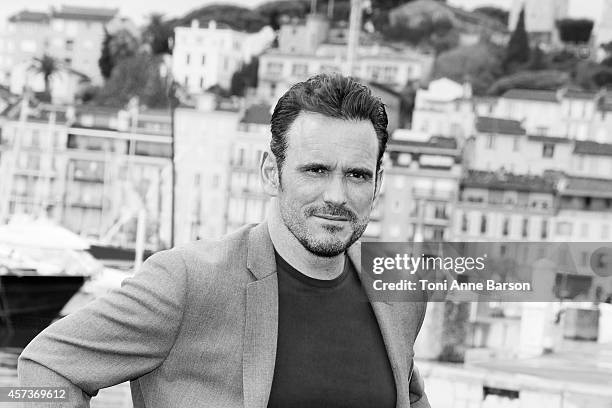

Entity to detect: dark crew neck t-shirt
[266,252,396,408]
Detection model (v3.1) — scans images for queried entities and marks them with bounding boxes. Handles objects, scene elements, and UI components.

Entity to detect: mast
[345,0,363,77]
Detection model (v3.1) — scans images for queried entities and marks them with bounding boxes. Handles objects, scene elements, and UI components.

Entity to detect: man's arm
[18,248,188,406]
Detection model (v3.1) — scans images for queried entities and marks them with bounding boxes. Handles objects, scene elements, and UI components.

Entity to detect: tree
[94,53,170,108]
[487,70,569,95]
[433,42,504,95]
[526,45,549,70]
[143,14,173,55]
[504,7,530,70]
[556,18,594,44]
[230,57,259,97]
[98,28,138,80]
[99,29,114,79]
[474,6,509,26]
[174,5,268,33]
[29,54,59,95]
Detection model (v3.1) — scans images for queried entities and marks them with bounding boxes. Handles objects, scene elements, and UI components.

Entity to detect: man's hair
[270,73,389,176]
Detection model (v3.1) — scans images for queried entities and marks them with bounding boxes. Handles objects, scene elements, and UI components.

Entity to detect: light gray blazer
[18,222,430,408]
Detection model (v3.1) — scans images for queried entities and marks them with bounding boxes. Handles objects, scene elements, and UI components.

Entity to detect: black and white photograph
[0,0,611,407]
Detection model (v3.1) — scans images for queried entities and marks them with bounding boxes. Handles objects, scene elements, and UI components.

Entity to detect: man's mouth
[314,214,349,221]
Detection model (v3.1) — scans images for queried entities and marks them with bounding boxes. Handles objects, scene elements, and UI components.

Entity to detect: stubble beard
[279,197,370,258]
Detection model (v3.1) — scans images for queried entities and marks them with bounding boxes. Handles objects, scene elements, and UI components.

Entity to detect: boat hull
[0,275,85,348]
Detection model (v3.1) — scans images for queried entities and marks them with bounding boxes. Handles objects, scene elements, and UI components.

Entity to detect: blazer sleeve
[409,365,430,408]
[17,247,188,406]
[409,302,430,408]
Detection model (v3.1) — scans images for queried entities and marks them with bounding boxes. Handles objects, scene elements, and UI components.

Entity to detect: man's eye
[348,172,368,180]
[307,168,327,174]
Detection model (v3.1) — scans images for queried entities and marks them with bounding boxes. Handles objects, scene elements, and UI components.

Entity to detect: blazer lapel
[348,244,412,408]
[243,222,278,408]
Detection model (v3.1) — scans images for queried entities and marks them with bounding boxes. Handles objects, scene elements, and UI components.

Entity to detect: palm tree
[29,54,59,96]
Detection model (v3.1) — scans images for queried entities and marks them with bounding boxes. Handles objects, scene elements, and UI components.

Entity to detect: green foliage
[473,6,509,26]
[556,18,594,43]
[371,0,416,11]
[230,57,259,97]
[98,28,139,80]
[98,30,114,79]
[433,42,504,95]
[30,54,59,94]
[573,60,612,90]
[487,70,569,95]
[94,53,170,109]
[504,7,530,70]
[173,5,268,33]
[438,301,470,364]
[526,45,549,70]
[143,14,173,54]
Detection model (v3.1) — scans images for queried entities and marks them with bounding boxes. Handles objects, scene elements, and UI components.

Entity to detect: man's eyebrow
[344,166,374,177]
[296,162,332,170]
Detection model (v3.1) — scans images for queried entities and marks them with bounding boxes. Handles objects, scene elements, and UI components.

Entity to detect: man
[18,73,429,407]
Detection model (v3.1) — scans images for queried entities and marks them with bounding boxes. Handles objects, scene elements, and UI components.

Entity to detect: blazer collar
[246,222,277,280]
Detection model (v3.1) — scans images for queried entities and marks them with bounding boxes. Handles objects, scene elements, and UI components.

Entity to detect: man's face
[277,111,380,257]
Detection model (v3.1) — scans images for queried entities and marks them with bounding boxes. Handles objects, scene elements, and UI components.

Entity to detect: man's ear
[373,168,384,208]
[260,150,280,196]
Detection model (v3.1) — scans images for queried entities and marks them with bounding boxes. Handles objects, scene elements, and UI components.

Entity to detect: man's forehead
[286,111,378,153]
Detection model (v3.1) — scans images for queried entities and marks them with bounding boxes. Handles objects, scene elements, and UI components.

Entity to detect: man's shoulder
[146,223,260,276]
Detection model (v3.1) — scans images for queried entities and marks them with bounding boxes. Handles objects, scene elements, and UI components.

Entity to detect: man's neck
[267,199,345,280]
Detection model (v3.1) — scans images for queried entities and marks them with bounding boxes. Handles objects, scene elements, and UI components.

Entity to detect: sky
[0,0,605,27]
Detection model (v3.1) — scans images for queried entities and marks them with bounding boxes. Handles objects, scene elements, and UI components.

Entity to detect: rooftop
[52,6,118,22]
[389,135,458,151]
[561,176,612,196]
[574,140,612,157]
[475,116,525,135]
[564,89,598,100]
[501,89,559,103]
[8,10,50,24]
[527,134,571,144]
[462,169,556,193]
[240,103,271,125]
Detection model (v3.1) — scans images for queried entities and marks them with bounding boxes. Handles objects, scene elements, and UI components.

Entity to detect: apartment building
[258,13,434,102]
[369,131,462,242]
[493,88,602,140]
[0,100,173,250]
[0,6,118,84]
[172,20,274,93]
[173,94,272,243]
[411,78,474,143]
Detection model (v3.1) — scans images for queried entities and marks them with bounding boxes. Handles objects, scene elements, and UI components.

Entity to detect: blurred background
[0,0,612,406]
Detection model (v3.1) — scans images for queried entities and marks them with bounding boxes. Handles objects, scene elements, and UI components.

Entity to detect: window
[512,137,520,152]
[603,225,610,240]
[542,143,555,158]
[200,76,204,89]
[502,217,510,236]
[184,76,189,87]
[186,53,190,65]
[266,62,283,75]
[541,220,548,239]
[536,126,548,136]
[556,221,572,236]
[461,213,468,232]
[65,39,74,51]
[487,134,495,149]
[64,57,72,66]
[480,214,487,234]
[291,63,307,76]
[522,218,529,238]
[201,55,206,65]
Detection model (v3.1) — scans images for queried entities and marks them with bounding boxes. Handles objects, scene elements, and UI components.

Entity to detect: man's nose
[322,174,348,205]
